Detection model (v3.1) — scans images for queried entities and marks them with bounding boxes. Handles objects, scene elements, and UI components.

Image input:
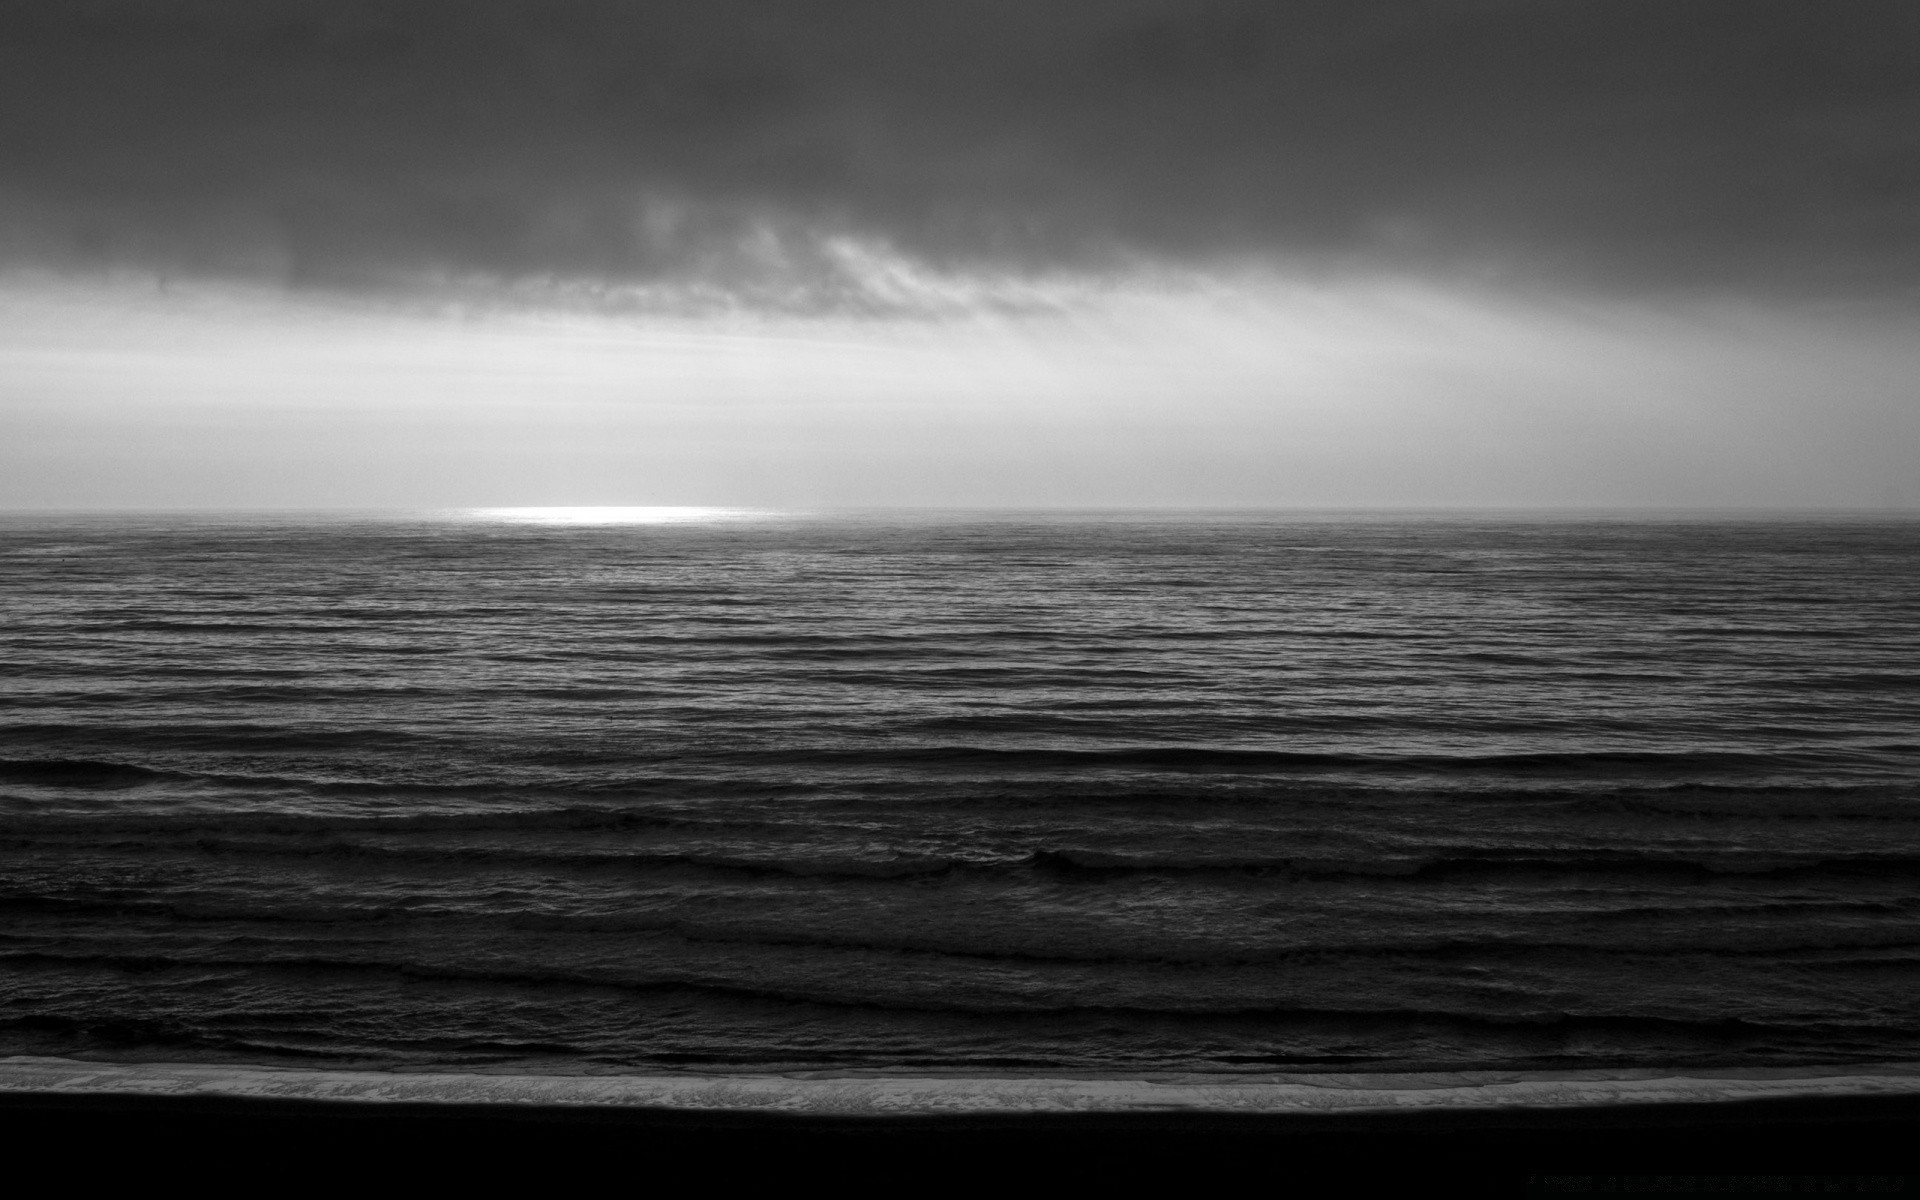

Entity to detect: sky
[2,0,1917,509]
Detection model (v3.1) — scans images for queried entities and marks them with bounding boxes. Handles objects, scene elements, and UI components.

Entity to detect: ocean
[2,510,1917,1076]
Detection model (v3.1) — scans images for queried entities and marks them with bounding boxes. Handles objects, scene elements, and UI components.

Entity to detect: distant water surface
[2,510,1917,1073]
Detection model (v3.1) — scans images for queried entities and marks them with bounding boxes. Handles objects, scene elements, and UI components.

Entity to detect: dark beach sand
[5,1058,1917,1192]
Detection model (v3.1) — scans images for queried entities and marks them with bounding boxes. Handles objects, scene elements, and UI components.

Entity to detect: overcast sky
[3,0,1917,509]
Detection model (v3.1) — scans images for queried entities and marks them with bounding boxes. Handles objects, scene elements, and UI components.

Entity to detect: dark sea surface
[2,510,1918,1075]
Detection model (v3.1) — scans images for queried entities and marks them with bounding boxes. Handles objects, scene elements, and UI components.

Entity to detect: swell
[12,836,1920,885]
[1005,847,1920,882]
[0,727,440,753]
[8,741,1904,782]
[7,894,1917,960]
[2,950,1913,1033]
[0,759,172,788]
[0,807,777,835]
[721,745,1885,774]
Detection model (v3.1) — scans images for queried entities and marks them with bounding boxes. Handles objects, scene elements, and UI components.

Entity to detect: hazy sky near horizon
[3,1,1917,508]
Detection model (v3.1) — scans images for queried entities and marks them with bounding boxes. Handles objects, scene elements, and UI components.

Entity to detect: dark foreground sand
[5,1057,1917,1193]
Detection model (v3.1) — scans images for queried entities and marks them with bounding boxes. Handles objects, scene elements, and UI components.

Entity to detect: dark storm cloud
[2,0,1917,300]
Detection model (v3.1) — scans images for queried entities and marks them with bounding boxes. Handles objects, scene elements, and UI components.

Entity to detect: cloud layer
[4,0,1918,307]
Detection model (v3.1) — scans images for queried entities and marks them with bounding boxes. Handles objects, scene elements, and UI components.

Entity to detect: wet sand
[6,1056,1918,1191]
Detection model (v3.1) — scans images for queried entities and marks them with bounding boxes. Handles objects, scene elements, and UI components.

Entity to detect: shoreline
[10,1057,1919,1189]
[8,1055,1920,1122]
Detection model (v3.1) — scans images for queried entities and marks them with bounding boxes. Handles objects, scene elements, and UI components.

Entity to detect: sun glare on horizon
[470,506,775,525]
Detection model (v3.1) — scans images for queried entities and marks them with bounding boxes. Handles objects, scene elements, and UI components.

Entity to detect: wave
[1568,784,1920,819]
[9,822,1920,885]
[0,759,170,788]
[8,738,1894,774]
[3,949,1911,1035]
[9,898,1919,980]
[709,744,1897,776]
[1015,848,1920,881]
[0,726,439,753]
[3,744,1910,822]
[0,805,767,835]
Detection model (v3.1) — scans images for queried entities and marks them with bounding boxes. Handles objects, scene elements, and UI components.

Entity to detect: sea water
[2,510,1917,1073]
